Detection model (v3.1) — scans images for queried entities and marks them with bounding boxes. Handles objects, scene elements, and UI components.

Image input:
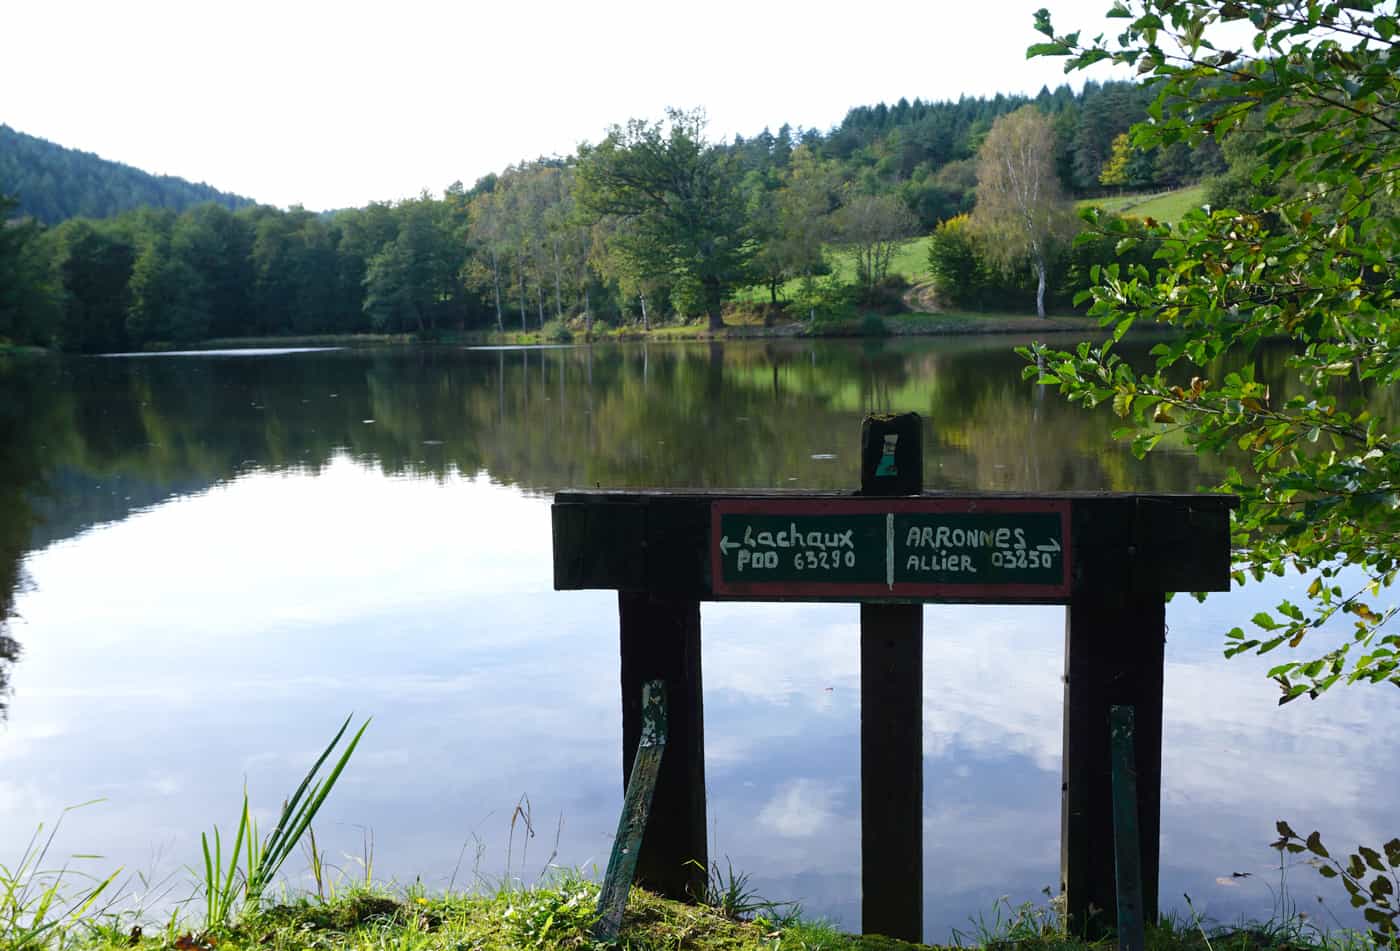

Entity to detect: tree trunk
[584,286,593,338]
[640,293,650,332]
[704,278,724,331]
[517,255,528,331]
[1035,256,1047,319]
[551,239,564,319]
[490,248,504,333]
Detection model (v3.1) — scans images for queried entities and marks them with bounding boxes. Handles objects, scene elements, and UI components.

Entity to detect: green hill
[1077,183,1208,223]
[0,124,256,224]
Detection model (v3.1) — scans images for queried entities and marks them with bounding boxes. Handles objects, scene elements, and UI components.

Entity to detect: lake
[0,337,1391,941]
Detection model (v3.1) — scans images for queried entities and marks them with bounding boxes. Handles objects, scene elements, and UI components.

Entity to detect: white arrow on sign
[719,536,740,555]
[1036,538,1062,554]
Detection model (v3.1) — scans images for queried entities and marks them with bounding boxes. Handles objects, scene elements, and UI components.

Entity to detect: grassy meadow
[1076,183,1209,222]
[736,183,1208,312]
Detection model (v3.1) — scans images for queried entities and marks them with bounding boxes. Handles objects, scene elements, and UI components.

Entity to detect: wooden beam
[553,491,1235,600]
[1110,705,1146,951]
[859,413,923,942]
[1062,591,1164,938]
[594,681,668,942]
[618,592,707,901]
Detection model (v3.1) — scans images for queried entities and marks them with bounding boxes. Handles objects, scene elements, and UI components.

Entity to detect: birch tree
[971,106,1074,318]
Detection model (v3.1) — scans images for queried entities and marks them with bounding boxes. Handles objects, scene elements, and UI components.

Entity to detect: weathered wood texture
[618,593,707,901]
[859,412,924,942]
[860,603,924,940]
[554,492,1233,602]
[1062,592,1164,938]
[859,413,924,496]
[1110,705,1146,951]
[594,681,668,942]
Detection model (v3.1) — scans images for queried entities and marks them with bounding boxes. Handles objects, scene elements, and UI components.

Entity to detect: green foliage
[1100,133,1134,187]
[200,714,369,930]
[1273,822,1400,946]
[832,192,919,298]
[971,106,1078,318]
[931,209,1151,314]
[577,110,755,330]
[0,125,254,226]
[859,313,891,337]
[0,194,58,347]
[1026,0,1400,699]
[1058,214,1160,305]
[800,275,863,329]
[0,802,120,950]
[951,894,1065,946]
[1078,184,1209,224]
[500,873,600,946]
[691,857,800,925]
[927,214,1005,310]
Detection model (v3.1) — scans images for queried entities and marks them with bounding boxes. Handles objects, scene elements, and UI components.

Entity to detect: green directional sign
[893,511,1064,587]
[714,510,887,587]
[710,499,1070,600]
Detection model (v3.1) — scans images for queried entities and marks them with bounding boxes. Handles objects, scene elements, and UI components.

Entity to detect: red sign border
[710,498,1072,601]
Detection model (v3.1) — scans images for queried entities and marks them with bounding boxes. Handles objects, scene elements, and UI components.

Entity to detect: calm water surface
[0,339,1392,940]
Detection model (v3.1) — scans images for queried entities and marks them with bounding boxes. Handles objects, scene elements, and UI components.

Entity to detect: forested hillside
[0,125,254,225]
[0,79,1233,352]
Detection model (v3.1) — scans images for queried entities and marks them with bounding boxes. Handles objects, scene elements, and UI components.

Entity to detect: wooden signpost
[552,413,1235,942]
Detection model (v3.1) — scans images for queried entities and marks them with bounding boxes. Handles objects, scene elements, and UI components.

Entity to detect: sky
[3,0,1131,212]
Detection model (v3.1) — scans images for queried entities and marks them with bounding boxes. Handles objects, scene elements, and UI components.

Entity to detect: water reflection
[0,339,1392,940]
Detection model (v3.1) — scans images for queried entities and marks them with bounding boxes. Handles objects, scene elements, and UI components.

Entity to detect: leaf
[1277,820,1298,839]
[1307,831,1330,858]
[1027,42,1071,57]
[1362,846,1387,872]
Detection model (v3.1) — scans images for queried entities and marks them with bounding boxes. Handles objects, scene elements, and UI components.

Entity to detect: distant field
[737,235,933,303]
[1077,183,1208,223]
[738,183,1207,308]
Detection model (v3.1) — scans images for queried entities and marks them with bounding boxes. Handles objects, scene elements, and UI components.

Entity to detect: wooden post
[859,413,923,941]
[594,681,668,942]
[1062,592,1164,938]
[1109,705,1146,951]
[618,592,707,901]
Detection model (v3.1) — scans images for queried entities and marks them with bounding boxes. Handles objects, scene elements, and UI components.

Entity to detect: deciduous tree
[1026,0,1400,699]
[971,105,1076,318]
[576,109,753,330]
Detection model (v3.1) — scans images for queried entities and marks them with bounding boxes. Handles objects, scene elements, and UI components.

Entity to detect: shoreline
[126,313,1146,354]
[2,313,1173,356]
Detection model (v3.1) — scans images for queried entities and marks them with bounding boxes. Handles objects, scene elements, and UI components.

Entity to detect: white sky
[3,0,1129,211]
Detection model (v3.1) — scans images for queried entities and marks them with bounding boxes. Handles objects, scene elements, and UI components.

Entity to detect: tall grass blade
[196,715,368,929]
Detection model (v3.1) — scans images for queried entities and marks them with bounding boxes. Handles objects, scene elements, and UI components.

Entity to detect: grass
[0,802,121,950]
[1078,184,1210,224]
[2,778,1381,951]
[199,715,369,930]
[737,237,934,305]
[12,878,1380,951]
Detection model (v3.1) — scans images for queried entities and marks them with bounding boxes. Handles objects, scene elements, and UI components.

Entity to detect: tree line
[0,124,254,225]
[0,80,1226,352]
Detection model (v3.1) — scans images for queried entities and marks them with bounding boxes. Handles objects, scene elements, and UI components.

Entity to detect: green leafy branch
[1023,0,1400,701]
[1273,821,1400,945]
